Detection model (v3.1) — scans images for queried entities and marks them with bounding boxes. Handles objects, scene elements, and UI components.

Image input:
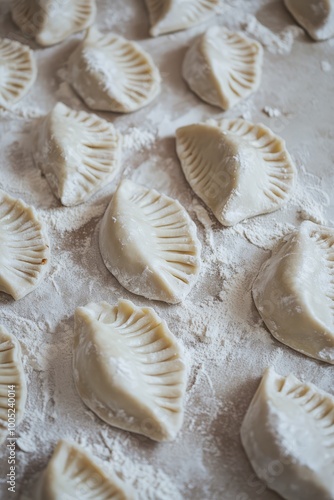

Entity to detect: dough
[241,367,334,500]
[73,299,187,442]
[68,27,161,113]
[99,179,201,303]
[183,26,263,110]
[253,220,334,364]
[33,102,122,207]
[11,0,96,46]
[0,190,50,300]
[0,38,37,109]
[284,0,334,41]
[176,118,296,226]
[34,439,135,499]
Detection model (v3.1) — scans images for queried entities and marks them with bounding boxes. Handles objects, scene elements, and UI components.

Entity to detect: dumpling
[0,327,27,444]
[253,221,334,364]
[68,28,161,113]
[73,299,187,442]
[183,27,263,110]
[0,190,50,300]
[145,0,219,37]
[241,367,334,500]
[176,118,296,226]
[284,0,334,41]
[34,439,134,499]
[0,38,37,109]
[33,102,122,207]
[99,179,201,304]
[11,0,96,47]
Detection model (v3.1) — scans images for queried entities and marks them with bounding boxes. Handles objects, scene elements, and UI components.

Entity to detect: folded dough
[176,118,296,226]
[241,367,334,500]
[253,220,334,364]
[183,26,263,110]
[73,299,187,441]
[33,102,122,206]
[284,0,334,41]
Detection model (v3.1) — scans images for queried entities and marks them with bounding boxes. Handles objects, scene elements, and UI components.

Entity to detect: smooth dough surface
[73,299,187,442]
[99,178,201,303]
[0,190,50,300]
[33,102,122,206]
[0,37,37,109]
[284,0,334,41]
[241,367,334,500]
[34,439,135,500]
[253,220,334,364]
[68,27,161,113]
[183,26,263,110]
[176,118,296,226]
[145,0,219,37]
[11,0,96,46]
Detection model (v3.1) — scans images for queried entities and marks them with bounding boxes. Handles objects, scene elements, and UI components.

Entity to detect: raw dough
[73,299,187,441]
[33,102,122,207]
[284,0,334,41]
[176,118,296,226]
[99,178,201,303]
[253,220,334,364]
[241,367,334,500]
[183,26,263,110]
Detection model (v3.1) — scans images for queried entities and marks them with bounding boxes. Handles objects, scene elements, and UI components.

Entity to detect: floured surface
[0,1,333,499]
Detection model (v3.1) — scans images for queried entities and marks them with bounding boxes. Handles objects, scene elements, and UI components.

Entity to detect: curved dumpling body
[176,118,296,226]
[73,299,187,442]
[35,439,134,500]
[68,28,161,113]
[0,191,50,300]
[99,179,201,303]
[284,0,334,41]
[0,38,37,109]
[241,368,334,500]
[253,221,334,364]
[33,102,122,207]
[0,327,27,444]
[183,27,263,110]
[11,0,96,46]
[145,0,219,37]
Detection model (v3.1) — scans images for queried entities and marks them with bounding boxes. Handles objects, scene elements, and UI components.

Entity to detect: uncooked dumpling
[33,102,122,207]
[241,367,334,500]
[176,118,296,226]
[0,191,50,300]
[0,38,37,109]
[284,0,334,41]
[34,439,134,500]
[0,327,27,444]
[73,299,187,441]
[11,0,96,46]
[145,0,219,37]
[68,28,161,113]
[183,27,263,110]
[99,179,201,303]
[253,221,334,364]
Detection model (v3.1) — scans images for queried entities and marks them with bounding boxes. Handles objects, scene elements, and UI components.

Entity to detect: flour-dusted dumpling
[284,0,334,41]
[241,367,334,500]
[183,27,263,110]
[0,191,50,300]
[0,327,27,444]
[145,0,219,37]
[253,221,334,364]
[99,179,201,303]
[11,0,96,46]
[73,299,187,441]
[35,439,134,500]
[33,102,122,207]
[176,118,296,226]
[0,38,37,109]
[68,28,161,113]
